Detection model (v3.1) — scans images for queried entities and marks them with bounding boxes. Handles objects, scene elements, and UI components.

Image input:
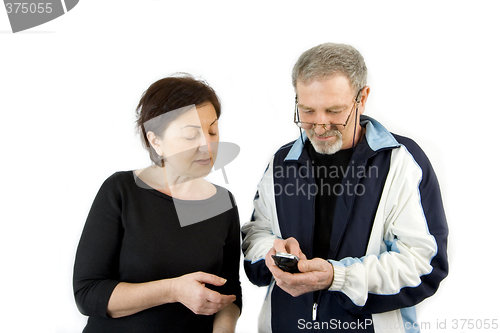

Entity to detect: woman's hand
[107,272,236,318]
[171,272,237,315]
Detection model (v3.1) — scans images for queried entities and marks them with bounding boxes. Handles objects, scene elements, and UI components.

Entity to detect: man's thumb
[298,258,323,272]
[297,259,310,273]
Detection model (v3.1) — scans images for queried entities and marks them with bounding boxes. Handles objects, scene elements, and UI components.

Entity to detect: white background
[1,1,499,332]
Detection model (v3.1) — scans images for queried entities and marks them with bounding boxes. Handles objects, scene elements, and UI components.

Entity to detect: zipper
[309,156,320,330]
[312,291,324,332]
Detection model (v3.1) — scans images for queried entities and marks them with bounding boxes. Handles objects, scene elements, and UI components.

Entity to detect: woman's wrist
[107,278,179,318]
[213,328,233,333]
[161,278,178,304]
[212,303,239,333]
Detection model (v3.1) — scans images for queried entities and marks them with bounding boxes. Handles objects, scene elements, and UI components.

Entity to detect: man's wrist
[324,262,334,290]
[327,260,346,291]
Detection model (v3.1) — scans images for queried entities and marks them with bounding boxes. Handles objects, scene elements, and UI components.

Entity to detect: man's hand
[270,237,307,260]
[265,237,334,297]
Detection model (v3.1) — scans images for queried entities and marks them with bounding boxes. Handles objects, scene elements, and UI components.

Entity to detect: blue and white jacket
[241,116,448,333]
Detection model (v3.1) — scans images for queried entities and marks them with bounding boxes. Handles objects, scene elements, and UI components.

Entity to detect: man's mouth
[315,135,334,141]
[313,131,339,141]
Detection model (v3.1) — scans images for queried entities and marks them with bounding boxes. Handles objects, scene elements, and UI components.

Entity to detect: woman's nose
[198,133,213,156]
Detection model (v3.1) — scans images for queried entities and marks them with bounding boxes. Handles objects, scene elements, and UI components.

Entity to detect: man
[241,43,448,333]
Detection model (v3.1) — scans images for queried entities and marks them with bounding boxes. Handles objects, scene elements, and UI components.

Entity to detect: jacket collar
[284,115,400,162]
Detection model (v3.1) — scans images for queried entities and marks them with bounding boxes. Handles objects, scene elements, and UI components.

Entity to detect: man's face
[296,75,365,154]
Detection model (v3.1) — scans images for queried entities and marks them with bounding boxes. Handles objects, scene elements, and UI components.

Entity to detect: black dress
[73,171,242,333]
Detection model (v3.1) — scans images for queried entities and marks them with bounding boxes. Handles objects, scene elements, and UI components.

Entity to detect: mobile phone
[272,252,300,273]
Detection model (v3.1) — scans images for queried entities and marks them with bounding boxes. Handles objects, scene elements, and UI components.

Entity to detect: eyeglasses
[294,89,362,132]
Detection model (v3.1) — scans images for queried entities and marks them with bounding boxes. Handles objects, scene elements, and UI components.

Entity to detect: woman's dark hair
[135,73,221,166]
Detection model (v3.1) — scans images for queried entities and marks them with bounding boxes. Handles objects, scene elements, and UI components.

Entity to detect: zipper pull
[312,302,318,321]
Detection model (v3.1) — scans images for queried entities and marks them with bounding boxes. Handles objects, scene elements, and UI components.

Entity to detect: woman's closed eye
[181,128,200,140]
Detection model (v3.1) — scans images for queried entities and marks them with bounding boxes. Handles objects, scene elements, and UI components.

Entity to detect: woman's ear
[146,131,163,157]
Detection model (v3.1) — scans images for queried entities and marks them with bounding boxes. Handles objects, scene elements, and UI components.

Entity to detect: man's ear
[146,131,163,157]
[358,86,370,115]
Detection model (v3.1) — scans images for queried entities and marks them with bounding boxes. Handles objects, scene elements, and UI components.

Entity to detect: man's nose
[314,113,331,134]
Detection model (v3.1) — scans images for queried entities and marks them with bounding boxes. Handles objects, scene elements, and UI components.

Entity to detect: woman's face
[150,103,219,179]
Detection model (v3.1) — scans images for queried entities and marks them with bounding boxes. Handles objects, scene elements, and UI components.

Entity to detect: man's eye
[327,109,344,114]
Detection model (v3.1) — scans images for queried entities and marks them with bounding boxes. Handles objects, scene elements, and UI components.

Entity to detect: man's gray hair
[292,43,367,94]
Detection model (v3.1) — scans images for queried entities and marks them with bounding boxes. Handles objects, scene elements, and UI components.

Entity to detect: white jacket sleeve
[241,159,281,286]
[327,146,443,309]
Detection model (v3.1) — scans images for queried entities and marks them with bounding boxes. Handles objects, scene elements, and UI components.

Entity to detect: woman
[73,74,242,333]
